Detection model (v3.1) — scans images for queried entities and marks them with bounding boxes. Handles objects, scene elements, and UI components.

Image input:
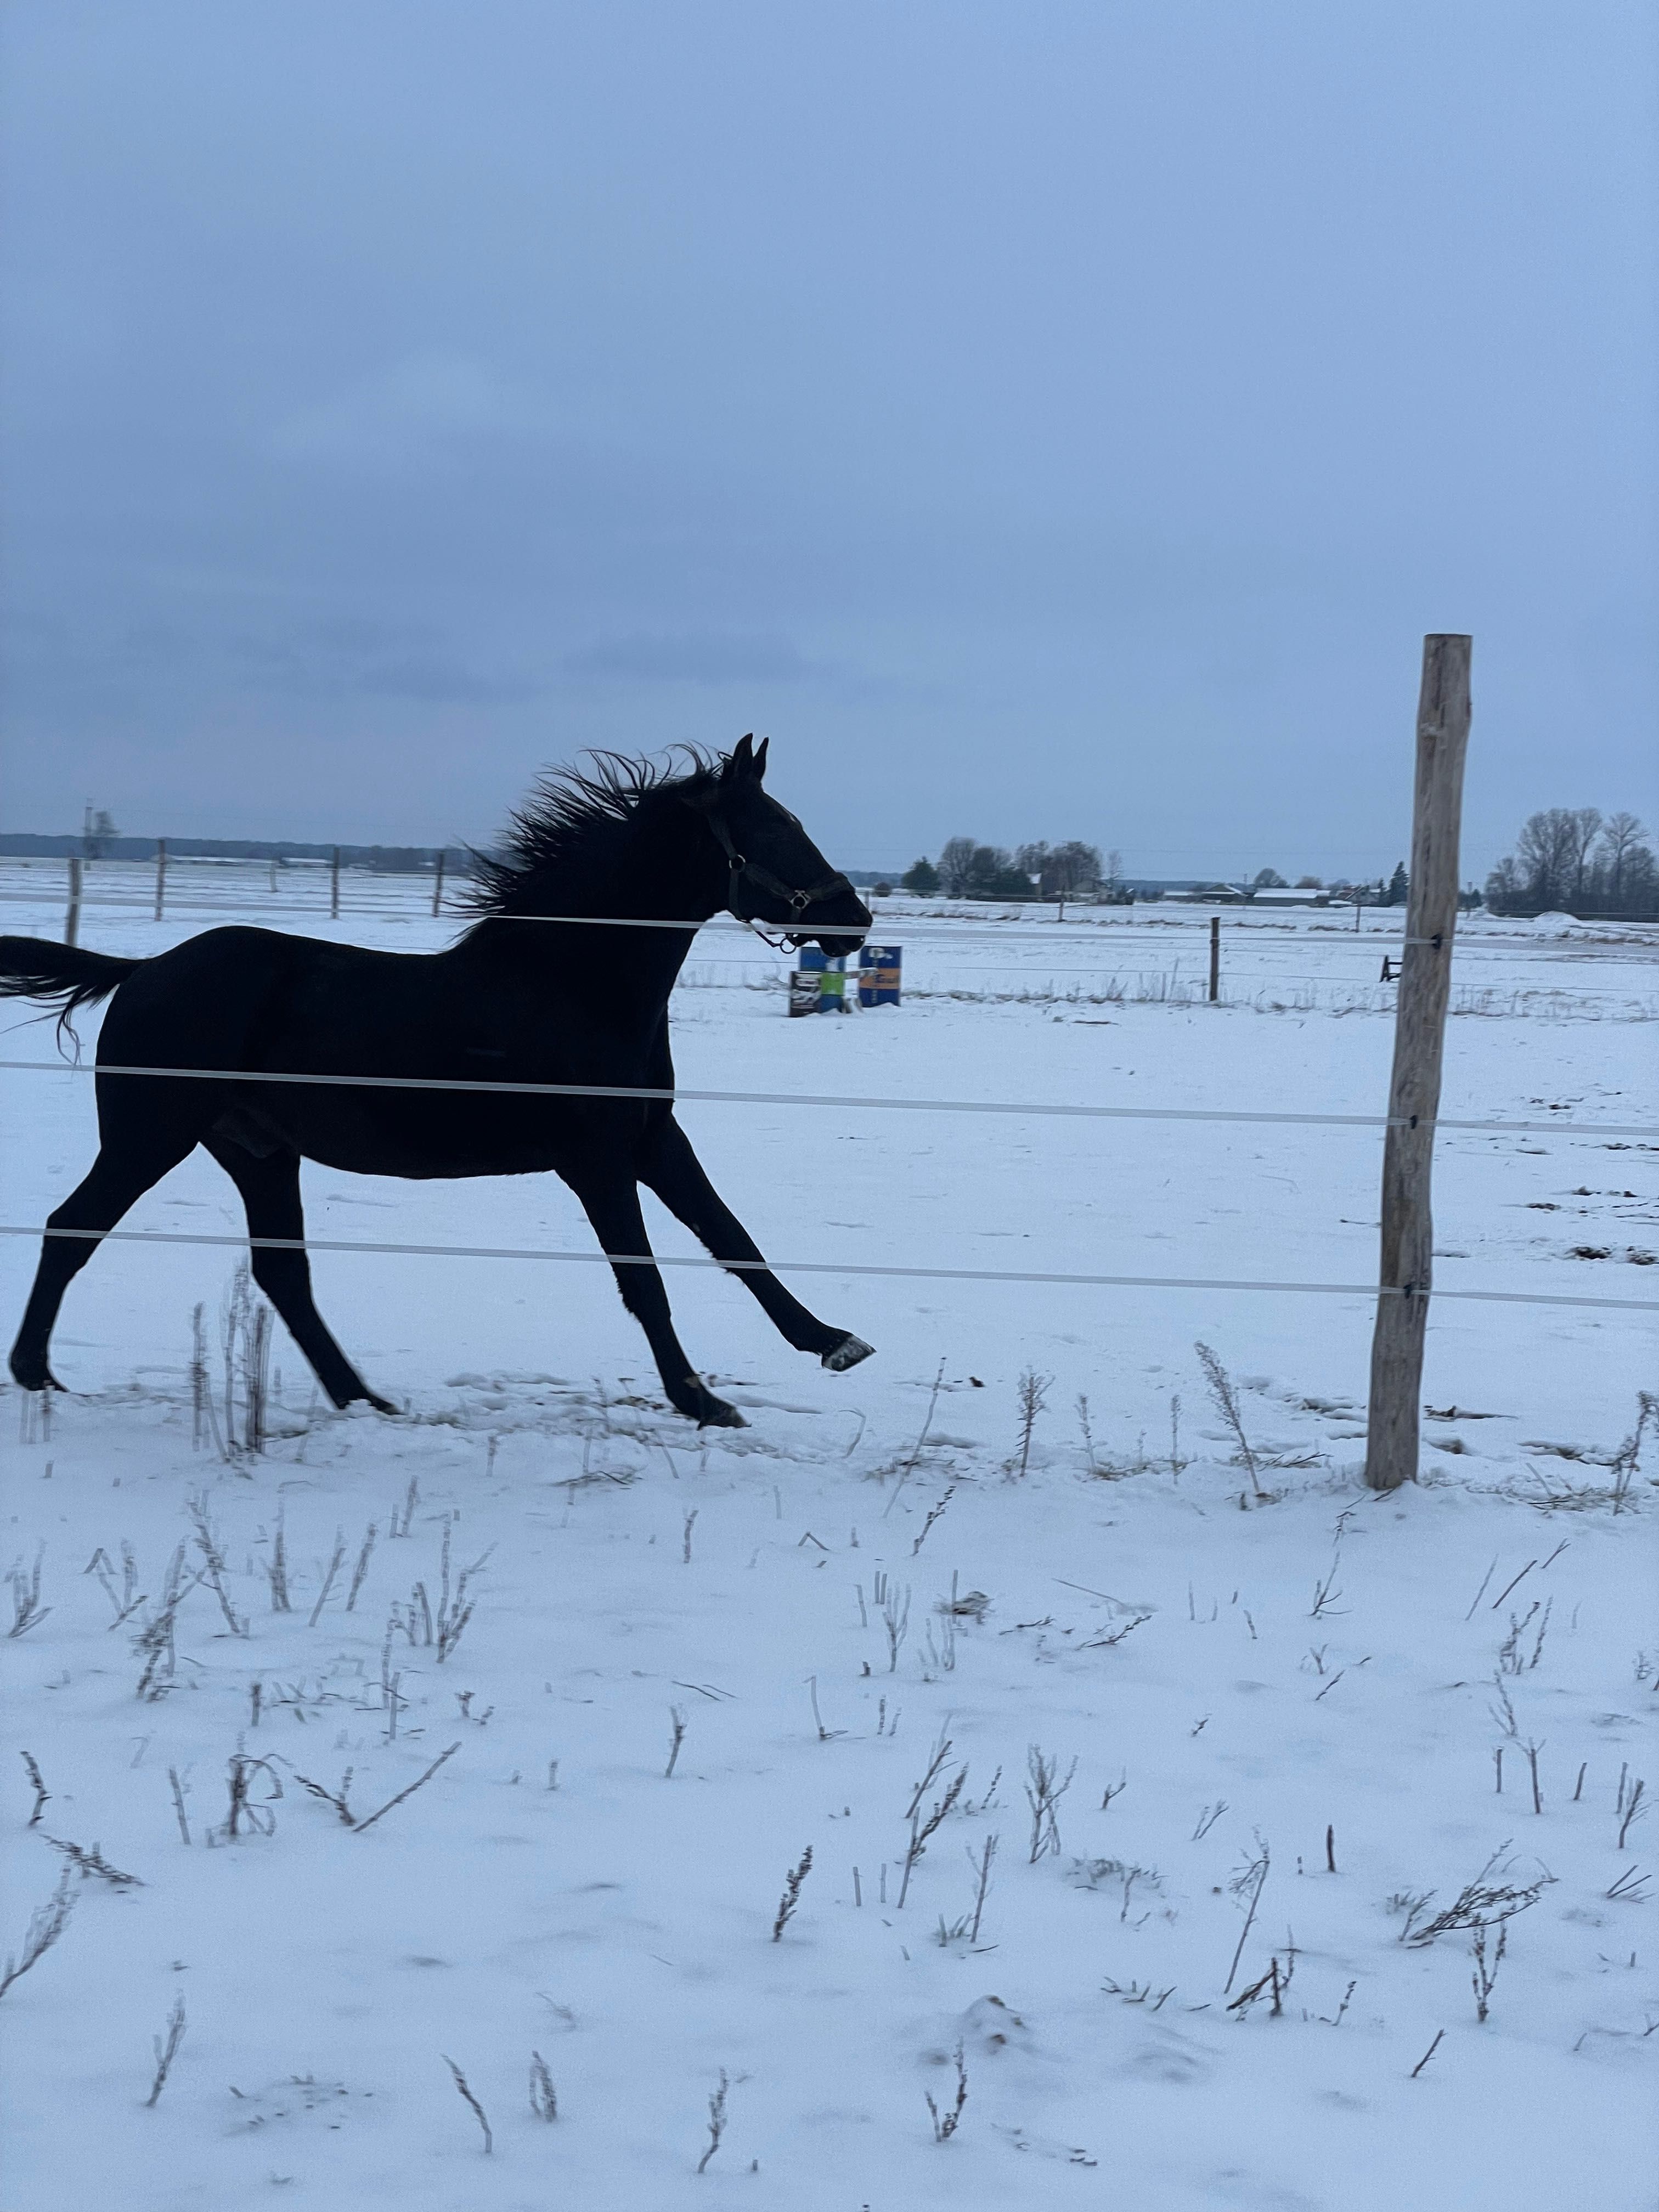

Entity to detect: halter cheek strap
[701,808,854,926]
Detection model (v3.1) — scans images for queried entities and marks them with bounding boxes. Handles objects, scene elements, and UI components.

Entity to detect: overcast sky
[3,2,1654,878]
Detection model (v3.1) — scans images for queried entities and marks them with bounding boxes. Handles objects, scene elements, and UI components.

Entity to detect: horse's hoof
[822,1333,874,1373]
[363,1392,400,1416]
[682,1379,746,1429]
[697,1399,748,1430]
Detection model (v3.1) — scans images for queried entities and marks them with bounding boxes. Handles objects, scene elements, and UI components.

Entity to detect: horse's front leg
[639,1115,873,1373]
[568,1163,746,1427]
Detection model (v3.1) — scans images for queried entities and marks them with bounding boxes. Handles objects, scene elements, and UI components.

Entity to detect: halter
[701,807,857,946]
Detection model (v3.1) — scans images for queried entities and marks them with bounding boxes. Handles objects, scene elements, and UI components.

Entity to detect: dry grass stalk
[433,1519,484,1663]
[20,1751,49,1827]
[936,1832,999,1948]
[168,1768,191,1846]
[911,1485,956,1557]
[882,1579,911,1673]
[0,1869,76,2000]
[1224,1838,1271,1991]
[1195,1342,1266,1500]
[665,1706,688,1780]
[1227,1948,1295,2018]
[529,2051,557,2120]
[223,1753,283,1839]
[7,1548,50,1639]
[1401,1846,1551,1945]
[1611,1390,1657,1513]
[351,1742,461,1835]
[1009,1368,1051,1480]
[134,1544,196,1701]
[44,1836,142,1887]
[1618,1777,1647,1852]
[1076,1393,1099,1476]
[294,1767,357,1826]
[189,1302,212,1451]
[144,1994,187,2107]
[697,2069,730,2174]
[346,1523,377,1611]
[772,1846,813,1940]
[307,1530,347,1628]
[221,1267,271,1460]
[188,1498,247,1636]
[1025,1745,1077,1864]
[86,1541,145,1627]
[926,2045,968,2142]
[443,2056,493,2153]
[1471,1920,1507,2022]
[1410,2027,1446,2077]
[880,1360,946,1515]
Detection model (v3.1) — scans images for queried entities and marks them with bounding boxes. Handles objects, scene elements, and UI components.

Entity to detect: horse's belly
[277,1093,630,1182]
[296,1127,568,1181]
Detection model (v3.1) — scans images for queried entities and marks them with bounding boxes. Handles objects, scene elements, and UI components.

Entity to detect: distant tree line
[1485,809,1656,919]
[0,831,475,874]
[901,838,1117,901]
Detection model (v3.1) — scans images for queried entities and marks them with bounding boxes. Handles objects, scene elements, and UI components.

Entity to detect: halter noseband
[701,806,856,941]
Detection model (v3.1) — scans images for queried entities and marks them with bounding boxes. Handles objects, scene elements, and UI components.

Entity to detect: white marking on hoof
[822,1334,875,1373]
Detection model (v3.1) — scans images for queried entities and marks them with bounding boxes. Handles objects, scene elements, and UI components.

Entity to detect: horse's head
[698,735,871,954]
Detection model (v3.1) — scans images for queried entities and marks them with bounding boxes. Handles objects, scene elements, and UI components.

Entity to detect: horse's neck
[517,804,719,989]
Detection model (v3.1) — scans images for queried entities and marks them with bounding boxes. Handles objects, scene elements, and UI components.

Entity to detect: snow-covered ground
[2,874,1655,2209]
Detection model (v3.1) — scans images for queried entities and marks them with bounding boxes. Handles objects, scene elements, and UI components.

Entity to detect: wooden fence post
[154,838,167,921]
[1364,635,1472,1493]
[65,856,83,948]
[1208,915,1220,1003]
[432,849,446,917]
[330,847,341,919]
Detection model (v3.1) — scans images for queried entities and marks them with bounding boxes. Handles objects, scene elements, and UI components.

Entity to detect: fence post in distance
[154,838,167,922]
[65,856,83,949]
[1209,915,1220,1003]
[330,847,341,920]
[433,850,446,917]
[1364,635,1471,1493]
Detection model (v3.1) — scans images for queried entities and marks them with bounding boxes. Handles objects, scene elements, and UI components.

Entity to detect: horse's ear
[752,735,769,780]
[724,733,755,782]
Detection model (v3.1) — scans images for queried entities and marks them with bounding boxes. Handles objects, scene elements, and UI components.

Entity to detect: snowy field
[1,866,1656,2210]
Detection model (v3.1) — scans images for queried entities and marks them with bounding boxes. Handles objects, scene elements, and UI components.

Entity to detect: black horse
[1,736,874,1427]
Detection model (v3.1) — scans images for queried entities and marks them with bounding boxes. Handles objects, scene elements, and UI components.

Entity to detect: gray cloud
[229,619,534,704]
[1,3,1652,869]
[563,633,818,687]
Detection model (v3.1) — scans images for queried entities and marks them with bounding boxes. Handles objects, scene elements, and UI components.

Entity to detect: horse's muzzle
[794,885,871,956]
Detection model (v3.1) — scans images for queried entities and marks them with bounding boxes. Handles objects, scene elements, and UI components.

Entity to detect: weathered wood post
[1208,915,1220,1003]
[65,856,83,948]
[432,849,446,917]
[154,838,167,921]
[1364,635,1472,1492]
[330,846,341,919]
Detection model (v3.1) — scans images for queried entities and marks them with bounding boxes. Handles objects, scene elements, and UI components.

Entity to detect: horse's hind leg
[9,1130,200,1390]
[568,1163,746,1428]
[203,1137,394,1413]
[638,1115,873,1371]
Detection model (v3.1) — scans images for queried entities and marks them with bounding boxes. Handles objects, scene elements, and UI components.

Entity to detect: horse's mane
[460,747,723,918]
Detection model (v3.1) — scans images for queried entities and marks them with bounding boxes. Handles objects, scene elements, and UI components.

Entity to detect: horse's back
[89,922,663,1180]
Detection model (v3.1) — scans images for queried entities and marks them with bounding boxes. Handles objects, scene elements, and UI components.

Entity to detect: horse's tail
[0,936,143,1036]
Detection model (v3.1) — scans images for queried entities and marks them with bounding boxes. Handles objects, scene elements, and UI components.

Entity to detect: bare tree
[938,837,977,897]
[1597,811,1647,901]
[1514,809,1582,909]
[1565,808,1602,898]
